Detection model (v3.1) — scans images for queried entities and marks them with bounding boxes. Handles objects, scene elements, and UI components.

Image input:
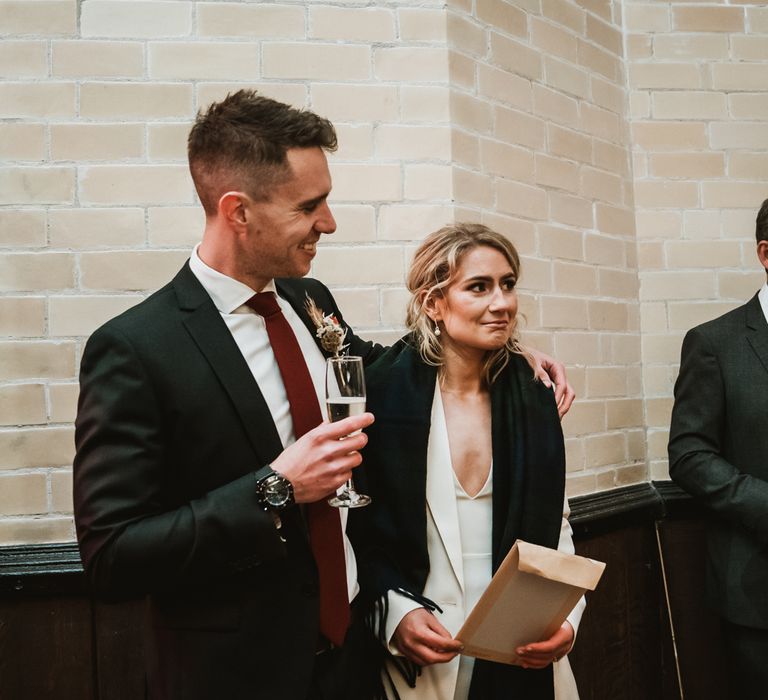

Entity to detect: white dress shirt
[188,245,358,603]
[758,282,768,325]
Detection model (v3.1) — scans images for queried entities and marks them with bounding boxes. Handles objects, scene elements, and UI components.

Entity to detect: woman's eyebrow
[462,273,516,283]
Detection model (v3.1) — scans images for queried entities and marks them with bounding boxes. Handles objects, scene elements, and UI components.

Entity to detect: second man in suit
[669,198,768,698]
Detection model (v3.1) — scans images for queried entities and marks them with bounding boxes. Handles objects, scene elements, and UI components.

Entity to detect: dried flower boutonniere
[304,295,348,357]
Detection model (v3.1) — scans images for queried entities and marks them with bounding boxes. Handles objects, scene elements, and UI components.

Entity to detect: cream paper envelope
[455,539,605,665]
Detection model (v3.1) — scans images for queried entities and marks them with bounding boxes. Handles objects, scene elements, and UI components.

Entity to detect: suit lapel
[173,264,284,466]
[745,293,768,377]
[425,383,465,593]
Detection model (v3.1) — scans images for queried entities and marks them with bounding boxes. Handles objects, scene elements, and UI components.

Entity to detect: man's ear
[758,240,768,275]
[218,191,248,231]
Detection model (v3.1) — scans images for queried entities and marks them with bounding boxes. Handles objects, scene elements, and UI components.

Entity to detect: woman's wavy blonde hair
[406,222,532,384]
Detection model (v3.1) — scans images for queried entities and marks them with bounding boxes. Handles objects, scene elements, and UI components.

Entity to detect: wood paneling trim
[0,542,84,595]
[570,482,663,527]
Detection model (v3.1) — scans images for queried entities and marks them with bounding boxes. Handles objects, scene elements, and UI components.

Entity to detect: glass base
[328,490,371,508]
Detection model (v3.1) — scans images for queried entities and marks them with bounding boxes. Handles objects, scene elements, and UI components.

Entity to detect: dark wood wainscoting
[0,482,728,700]
[653,483,729,700]
[567,482,729,700]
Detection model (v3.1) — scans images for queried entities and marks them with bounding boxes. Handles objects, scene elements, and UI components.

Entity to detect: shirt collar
[758,282,768,326]
[188,244,276,314]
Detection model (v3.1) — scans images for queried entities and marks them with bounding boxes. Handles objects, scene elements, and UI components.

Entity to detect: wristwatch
[255,468,295,511]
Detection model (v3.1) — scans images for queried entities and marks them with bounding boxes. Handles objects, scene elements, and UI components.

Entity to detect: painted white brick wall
[2,0,768,544]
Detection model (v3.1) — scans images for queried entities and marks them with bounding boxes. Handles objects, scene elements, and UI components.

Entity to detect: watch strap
[253,464,275,483]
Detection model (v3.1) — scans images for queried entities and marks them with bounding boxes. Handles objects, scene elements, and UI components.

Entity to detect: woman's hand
[392,608,464,667]
[515,621,574,669]
[527,348,576,418]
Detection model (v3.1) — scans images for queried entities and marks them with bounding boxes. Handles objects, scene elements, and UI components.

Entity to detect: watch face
[264,477,290,507]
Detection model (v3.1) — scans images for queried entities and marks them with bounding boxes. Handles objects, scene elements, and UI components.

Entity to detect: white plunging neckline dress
[452,467,493,699]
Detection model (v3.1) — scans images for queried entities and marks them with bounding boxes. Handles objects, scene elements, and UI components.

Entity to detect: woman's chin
[449,338,509,354]
[483,331,512,349]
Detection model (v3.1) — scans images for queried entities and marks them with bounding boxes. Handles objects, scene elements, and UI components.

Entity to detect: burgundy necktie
[246,291,350,646]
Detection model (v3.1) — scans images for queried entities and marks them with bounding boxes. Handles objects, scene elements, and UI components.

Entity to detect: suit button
[301,582,319,598]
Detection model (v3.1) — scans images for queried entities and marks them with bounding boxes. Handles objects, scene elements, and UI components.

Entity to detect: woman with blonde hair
[352,223,584,700]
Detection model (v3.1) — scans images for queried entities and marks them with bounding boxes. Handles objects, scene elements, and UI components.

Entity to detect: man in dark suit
[668,198,768,698]
[74,91,380,700]
[74,90,573,700]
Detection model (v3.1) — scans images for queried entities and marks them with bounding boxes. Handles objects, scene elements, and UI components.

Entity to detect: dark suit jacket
[669,293,768,629]
[350,338,565,699]
[73,262,380,700]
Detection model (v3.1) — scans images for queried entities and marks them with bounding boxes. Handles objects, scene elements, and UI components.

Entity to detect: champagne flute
[325,356,371,508]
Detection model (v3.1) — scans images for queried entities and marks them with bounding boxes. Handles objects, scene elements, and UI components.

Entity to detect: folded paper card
[455,540,605,665]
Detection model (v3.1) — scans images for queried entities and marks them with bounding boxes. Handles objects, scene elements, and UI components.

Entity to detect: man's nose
[316,201,336,235]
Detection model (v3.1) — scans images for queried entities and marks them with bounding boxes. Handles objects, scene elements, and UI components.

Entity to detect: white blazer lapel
[425,383,465,593]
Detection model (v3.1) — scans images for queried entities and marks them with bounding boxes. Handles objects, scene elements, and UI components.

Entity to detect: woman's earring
[434,322,441,337]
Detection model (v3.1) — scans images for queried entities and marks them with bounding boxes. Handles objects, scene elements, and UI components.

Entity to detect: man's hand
[271,413,374,503]
[528,348,576,418]
[391,608,463,667]
[515,621,574,669]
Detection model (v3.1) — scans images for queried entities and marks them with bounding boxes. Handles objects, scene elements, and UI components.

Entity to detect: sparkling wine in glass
[325,356,371,508]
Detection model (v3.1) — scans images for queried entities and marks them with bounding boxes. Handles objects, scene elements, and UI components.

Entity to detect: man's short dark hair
[756,198,768,244]
[188,90,337,215]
